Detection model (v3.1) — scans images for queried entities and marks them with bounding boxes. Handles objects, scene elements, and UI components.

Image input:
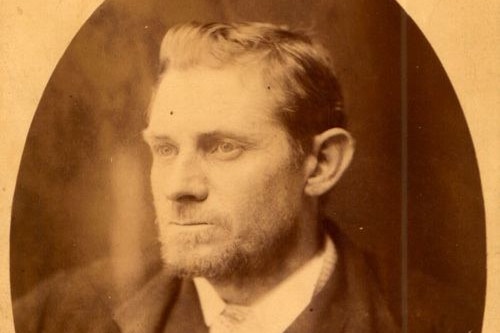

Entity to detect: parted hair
[155,21,345,152]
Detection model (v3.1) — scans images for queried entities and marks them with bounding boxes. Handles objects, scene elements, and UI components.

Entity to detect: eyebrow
[141,131,173,144]
[142,130,256,145]
[198,130,255,143]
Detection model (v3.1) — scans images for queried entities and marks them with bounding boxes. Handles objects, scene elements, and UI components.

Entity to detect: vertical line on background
[400,8,409,333]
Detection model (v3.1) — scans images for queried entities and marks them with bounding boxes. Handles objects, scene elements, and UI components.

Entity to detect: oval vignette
[10,0,486,331]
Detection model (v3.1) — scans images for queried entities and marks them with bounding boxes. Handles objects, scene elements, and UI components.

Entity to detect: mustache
[155,209,230,229]
[155,201,212,218]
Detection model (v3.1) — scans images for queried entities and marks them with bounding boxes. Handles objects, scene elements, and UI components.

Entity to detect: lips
[169,221,211,226]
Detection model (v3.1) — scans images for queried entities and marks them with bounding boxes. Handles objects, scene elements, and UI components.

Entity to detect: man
[13,22,397,332]
[139,21,396,332]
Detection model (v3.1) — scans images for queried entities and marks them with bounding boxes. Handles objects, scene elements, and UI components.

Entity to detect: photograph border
[1,1,498,331]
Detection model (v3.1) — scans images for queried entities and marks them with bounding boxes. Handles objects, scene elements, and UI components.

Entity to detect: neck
[208,211,324,305]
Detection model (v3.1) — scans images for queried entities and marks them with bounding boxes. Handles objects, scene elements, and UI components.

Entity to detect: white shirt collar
[193,235,336,333]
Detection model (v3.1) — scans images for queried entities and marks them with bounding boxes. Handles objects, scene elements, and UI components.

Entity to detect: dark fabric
[13,262,122,333]
[285,225,398,333]
[13,227,402,333]
[158,226,399,333]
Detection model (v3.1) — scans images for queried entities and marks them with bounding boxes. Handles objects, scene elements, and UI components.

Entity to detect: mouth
[169,221,212,227]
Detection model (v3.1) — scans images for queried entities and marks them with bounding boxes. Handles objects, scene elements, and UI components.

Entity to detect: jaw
[156,194,322,304]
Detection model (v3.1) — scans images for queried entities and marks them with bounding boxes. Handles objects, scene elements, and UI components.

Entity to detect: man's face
[143,65,307,279]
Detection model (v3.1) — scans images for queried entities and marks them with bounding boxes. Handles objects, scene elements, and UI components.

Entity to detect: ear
[303,128,355,197]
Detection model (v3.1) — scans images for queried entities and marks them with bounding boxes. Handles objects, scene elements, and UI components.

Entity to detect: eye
[218,142,237,153]
[210,141,243,160]
[153,143,177,158]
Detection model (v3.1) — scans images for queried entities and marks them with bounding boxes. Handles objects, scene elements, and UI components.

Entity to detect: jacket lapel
[161,279,208,333]
[285,225,398,333]
[284,231,348,333]
[113,271,182,333]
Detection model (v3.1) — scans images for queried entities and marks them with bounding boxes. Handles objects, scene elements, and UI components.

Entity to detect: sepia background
[1,0,499,332]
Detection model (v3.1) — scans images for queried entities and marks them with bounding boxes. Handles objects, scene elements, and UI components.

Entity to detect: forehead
[146,66,282,136]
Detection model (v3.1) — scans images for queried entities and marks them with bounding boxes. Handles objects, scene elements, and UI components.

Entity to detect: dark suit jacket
[13,228,399,333]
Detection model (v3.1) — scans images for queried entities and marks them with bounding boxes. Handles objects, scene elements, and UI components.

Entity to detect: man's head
[143,22,354,281]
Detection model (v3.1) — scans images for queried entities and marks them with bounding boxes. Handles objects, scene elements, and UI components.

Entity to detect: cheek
[210,161,303,226]
[149,167,159,194]
[150,161,164,187]
[211,160,278,199]
[149,162,167,205]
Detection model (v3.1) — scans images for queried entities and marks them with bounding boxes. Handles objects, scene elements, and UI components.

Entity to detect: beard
[156,208,300,282]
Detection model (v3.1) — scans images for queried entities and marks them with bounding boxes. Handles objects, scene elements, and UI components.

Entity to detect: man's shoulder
[13,259,119,332]
[324,225,399,332]
[12,257,180,333]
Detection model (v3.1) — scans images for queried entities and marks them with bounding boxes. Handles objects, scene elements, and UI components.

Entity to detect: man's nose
[163,153,208,202]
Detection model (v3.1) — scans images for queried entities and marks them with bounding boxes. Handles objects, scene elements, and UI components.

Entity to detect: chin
[159,239,248,280]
